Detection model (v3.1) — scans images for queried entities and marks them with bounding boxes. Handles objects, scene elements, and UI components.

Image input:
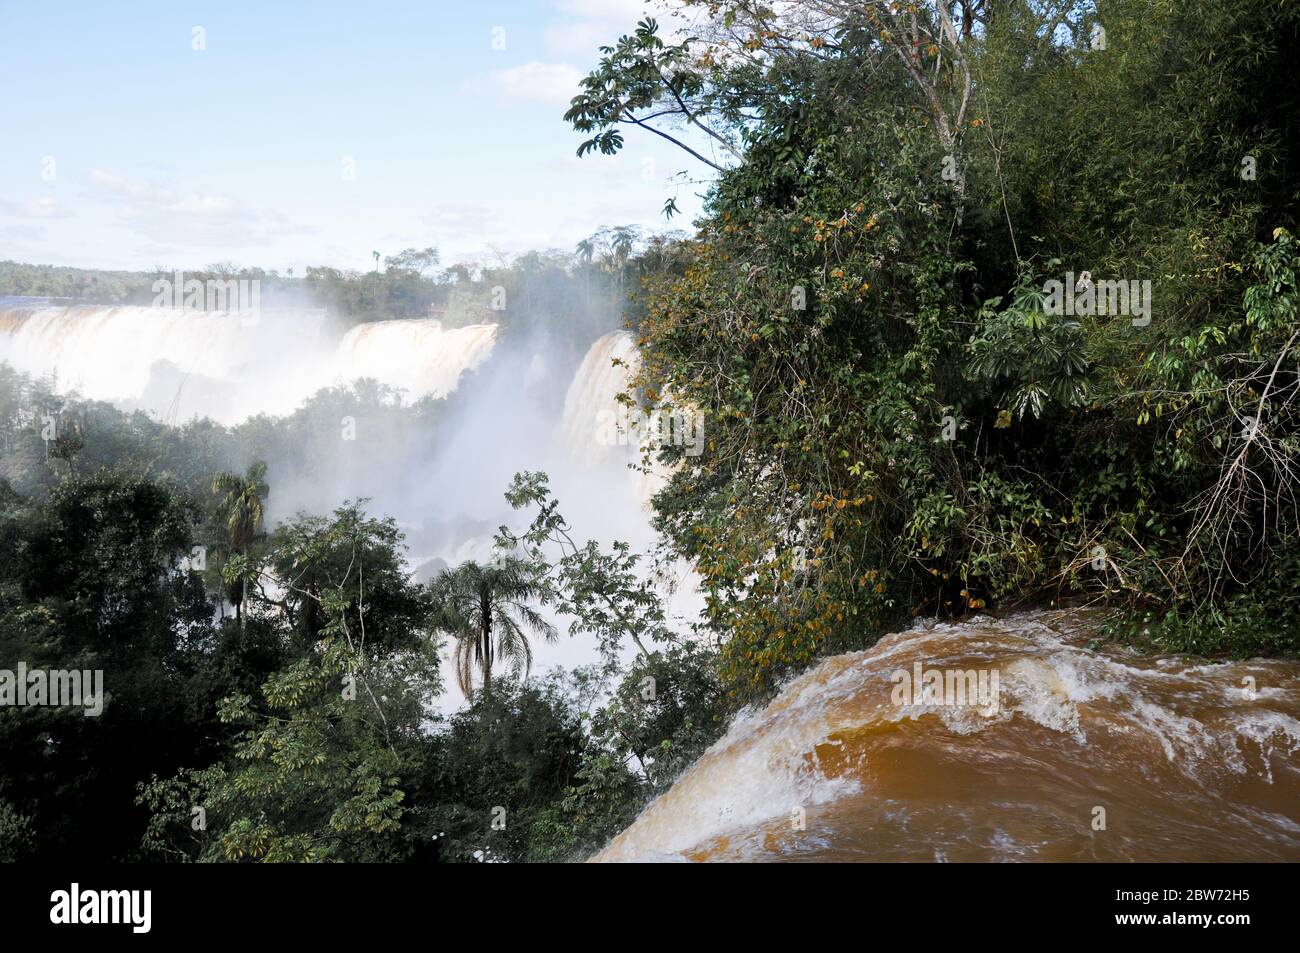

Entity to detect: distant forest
[0,224,680,336]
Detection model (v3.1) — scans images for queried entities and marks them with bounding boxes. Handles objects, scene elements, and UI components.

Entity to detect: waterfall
[558,329,673,504]
[335,319,498,402]
[0,304,269,405]
[558,329,641,466]
[594,609,1300,862]
[0,304,498,424]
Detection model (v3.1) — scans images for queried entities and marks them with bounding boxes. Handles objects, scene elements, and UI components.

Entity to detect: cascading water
[557,329,672,504]
[335,319,497,402]
[558,329,642,467]
[0,304,274,411]
[0,304,498,424]
[8,305,1290,862]
[595,609,1300,862]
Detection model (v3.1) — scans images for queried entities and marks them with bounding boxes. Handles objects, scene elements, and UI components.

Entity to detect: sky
[0,0,715,274]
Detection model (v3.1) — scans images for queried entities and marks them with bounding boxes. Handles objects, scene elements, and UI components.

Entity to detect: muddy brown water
[595,610,1300,862]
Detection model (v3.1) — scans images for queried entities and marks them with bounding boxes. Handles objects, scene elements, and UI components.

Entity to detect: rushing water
[558,329,641,466]
[336,319,497,403]
[0,304,497,424]
[11,307,1294,858]
[556,329,672,504]
[596,610,1300,862]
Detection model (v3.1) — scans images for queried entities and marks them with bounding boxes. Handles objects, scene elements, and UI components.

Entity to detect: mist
[0,263,700,710]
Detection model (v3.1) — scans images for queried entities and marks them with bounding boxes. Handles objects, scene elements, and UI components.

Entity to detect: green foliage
[596,0,1300,700]
[137,502,439,862]
[565,18,744,173]
[0,800,36,862]
[430,557,556,699]
[967,269,1089,421]
[266,504,434,653]
[498,470,676,668]
[419,680,607,863]
[585,641,728,793]
[8,0,1300,866]
[0,470,239,859]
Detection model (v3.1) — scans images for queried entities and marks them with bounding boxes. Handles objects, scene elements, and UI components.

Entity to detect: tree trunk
[479,595,494,695]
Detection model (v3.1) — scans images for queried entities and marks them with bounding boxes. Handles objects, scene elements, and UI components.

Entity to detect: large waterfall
[0,304,687,715]
[0,304,276,416]
[336,319,498,403]
[0,304,498,424]
[558,329,642,466]
[557,329,673,504]
[595,609,1300,862]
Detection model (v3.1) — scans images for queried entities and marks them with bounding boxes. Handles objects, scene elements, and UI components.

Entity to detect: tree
[267,503,432,652]
[420,679,609,863]
[432,558,556,699]
[137,502,438,863]
[212,462,268,627]
[1,471,225,860]
[588,0,1300,695]
[497,471,678,667]
[564,18,744,172]
[383,246,440,276]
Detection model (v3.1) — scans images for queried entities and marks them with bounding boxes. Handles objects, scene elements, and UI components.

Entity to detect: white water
[596,610,1300,862]
[0,304,497,424]
[557,329,671,504]
[336,319,498,404]
[558,329,642,467]
[0,303,702,713]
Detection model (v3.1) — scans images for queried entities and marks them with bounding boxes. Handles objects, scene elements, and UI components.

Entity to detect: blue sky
[0,0,713,273]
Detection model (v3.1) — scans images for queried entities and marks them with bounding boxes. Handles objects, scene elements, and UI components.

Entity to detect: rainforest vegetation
[597,0,1300,697]
[0,227,669,334]
[2,0,1299,861]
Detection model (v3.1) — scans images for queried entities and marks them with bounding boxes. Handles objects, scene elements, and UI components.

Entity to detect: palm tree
[606,225,638,283]
[432,557,556,700]
[212,461,269,628]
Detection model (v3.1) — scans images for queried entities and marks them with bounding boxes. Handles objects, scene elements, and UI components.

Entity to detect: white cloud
[556,0,649,18]
[487,61,583,104]
[0,196,73,219]
[88,168,164,204]
[544,1,671,63]
[86,168,310,250]
[90,170,237,216]
[0,223,47,241]
[417,201,511,260]
[543,20,617,58]
[422,202,494,227]
[168,194,237,216]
